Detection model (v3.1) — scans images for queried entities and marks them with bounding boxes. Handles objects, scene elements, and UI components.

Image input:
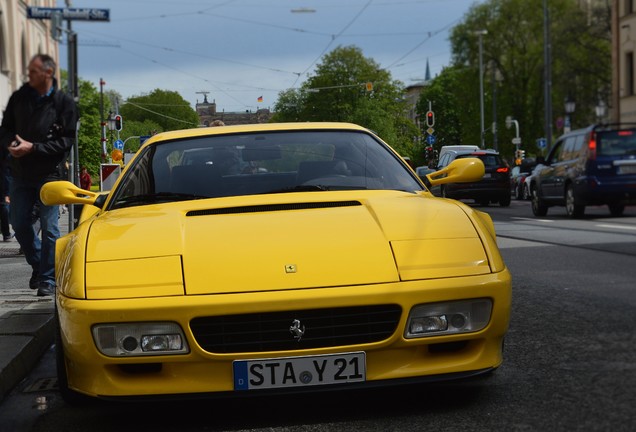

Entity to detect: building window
[627,0,634,15]
[627,52,635,96]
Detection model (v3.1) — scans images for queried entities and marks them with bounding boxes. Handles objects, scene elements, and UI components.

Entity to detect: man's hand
[8,134,34,158]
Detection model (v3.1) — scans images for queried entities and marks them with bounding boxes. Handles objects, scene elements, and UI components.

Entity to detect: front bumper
[58,271,511,399]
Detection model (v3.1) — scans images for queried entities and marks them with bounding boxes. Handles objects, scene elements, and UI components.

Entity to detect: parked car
[41,122,511,404]
[436,148,511,207]
[510,159,536,200]
[529,124,636,218]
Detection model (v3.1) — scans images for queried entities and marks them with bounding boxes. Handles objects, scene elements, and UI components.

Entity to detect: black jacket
[0,80,78,181]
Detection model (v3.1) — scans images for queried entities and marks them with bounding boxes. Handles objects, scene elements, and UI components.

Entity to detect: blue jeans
[9,177,59,287]
[0,201,10,238]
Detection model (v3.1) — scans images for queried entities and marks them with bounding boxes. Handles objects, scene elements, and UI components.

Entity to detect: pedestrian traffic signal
[114,115,123,131]
[425,111,435,127]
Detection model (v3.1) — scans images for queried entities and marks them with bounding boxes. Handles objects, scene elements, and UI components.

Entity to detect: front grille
[190,304,402,354]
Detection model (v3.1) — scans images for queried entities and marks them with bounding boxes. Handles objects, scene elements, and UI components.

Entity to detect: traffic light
[425,111,435,127]
[114,115,123,131]
[111,149,123,162]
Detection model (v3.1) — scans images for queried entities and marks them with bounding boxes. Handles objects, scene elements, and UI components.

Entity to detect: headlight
[92,322,190,357]
[405,299,492,338]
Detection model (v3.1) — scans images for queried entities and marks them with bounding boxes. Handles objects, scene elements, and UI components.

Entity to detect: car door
[537,139,562,199]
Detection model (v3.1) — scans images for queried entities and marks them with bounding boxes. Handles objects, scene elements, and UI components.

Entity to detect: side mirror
[426,158,485,186]
[40,181,101,207]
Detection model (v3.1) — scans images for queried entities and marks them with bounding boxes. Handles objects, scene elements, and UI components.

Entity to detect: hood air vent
[187,200,361,217]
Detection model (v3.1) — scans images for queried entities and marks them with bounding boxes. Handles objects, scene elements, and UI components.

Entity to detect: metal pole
[477,30,487,149]
[492,62,498,151]
[543,0,553,151]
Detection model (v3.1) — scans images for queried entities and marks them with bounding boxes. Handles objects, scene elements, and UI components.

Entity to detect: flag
[257,96,263,102]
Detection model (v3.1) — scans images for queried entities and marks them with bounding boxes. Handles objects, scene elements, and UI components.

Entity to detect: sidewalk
[0,216,72,403]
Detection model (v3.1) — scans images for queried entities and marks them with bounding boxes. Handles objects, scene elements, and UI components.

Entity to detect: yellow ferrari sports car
[41,122,511,404]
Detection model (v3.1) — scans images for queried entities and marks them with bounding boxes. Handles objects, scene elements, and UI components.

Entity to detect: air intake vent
[190,304,402,354]
[187,200,361,216]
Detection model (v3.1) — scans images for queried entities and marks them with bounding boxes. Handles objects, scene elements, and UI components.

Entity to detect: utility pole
[476,30,488,149]
[543,0,553,151]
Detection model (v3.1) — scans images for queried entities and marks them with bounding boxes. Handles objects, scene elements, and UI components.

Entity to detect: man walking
[0,54,78,296]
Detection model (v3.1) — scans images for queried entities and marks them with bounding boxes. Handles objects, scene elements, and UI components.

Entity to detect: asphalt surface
[0,218,72,403]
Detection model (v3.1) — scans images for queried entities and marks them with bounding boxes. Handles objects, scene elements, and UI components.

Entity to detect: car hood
[82,191,493,298]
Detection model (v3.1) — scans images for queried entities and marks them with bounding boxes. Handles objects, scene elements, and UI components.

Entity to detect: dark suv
[436,149,511,207]
[530,124,636,218]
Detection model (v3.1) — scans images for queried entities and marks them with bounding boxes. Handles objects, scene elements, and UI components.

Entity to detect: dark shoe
[29,270,39,290]
[2,233,13,242]
[37,283,56,297]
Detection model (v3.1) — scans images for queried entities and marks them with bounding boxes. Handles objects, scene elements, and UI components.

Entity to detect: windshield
[596,129,636,156]
[108,129,422,209]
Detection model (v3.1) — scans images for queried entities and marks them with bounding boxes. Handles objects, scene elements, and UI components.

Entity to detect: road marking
[511,217,554,223]
[596,224,636,231]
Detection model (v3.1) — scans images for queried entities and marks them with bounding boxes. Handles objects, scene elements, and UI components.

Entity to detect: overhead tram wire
[385,18,459,70]
[291,0,374,88]
[122,101,199,127]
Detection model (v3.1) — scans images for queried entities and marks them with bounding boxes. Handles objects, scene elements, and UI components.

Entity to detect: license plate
[618,165,636,174]
[233,352,366,390]
[482,173,491,178]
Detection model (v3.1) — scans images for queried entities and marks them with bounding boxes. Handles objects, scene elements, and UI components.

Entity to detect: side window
[437,153,450,168]
[571,134,585,159]
[548,140,564,164]
[559,137,576,162]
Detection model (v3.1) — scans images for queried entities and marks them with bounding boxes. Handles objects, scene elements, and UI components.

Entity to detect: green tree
[423,0,611,159]
[76,78,107,179]
[273,45,420,158]
[119,89,199,138]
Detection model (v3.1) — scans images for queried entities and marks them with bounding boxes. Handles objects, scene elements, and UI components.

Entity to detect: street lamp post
[476,30,488,149]
[595,100,607,123]
[564,96,576,133]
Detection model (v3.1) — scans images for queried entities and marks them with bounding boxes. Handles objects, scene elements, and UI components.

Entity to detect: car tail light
[588,132,597,160]
[496,167,509,174]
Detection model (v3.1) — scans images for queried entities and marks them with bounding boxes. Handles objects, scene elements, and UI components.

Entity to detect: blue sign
[426,134,436,145]
[114,139,124,150]
[27,7,110,22]
[536,138,547,149]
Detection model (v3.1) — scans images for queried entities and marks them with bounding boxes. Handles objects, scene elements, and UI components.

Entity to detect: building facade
[0,0,60,119]
[196,94,272,126]
[613,0,636,122]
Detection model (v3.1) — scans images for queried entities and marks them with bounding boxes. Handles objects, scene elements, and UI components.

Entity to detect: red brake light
[618,130,633,136]
[496,167,509,173]
[588,133,597,160]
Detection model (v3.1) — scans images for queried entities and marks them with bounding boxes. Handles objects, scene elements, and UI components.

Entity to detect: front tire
[522,184,531,200]
[565,184,585,218]
[500,194,511,207]
[531,186,548,216]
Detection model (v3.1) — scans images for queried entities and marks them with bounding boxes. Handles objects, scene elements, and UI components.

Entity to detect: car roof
[139,122,373,149]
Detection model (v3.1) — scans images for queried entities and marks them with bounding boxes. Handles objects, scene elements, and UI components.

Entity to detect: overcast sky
[57,0,479,113]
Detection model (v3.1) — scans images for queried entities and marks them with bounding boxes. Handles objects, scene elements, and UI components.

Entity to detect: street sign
[512,137,521,145]
[114,139,124,150]
[27,7,110,22]
[426,134,436,145]
[426,127,435,135]
[536,138,547,149]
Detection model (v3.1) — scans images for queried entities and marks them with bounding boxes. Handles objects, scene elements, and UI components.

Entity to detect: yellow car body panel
[41,122,511,401]
[57,271,510,397]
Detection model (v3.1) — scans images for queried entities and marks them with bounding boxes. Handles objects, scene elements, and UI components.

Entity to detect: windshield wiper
[113,192,206,208]
[261,184,329,194]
